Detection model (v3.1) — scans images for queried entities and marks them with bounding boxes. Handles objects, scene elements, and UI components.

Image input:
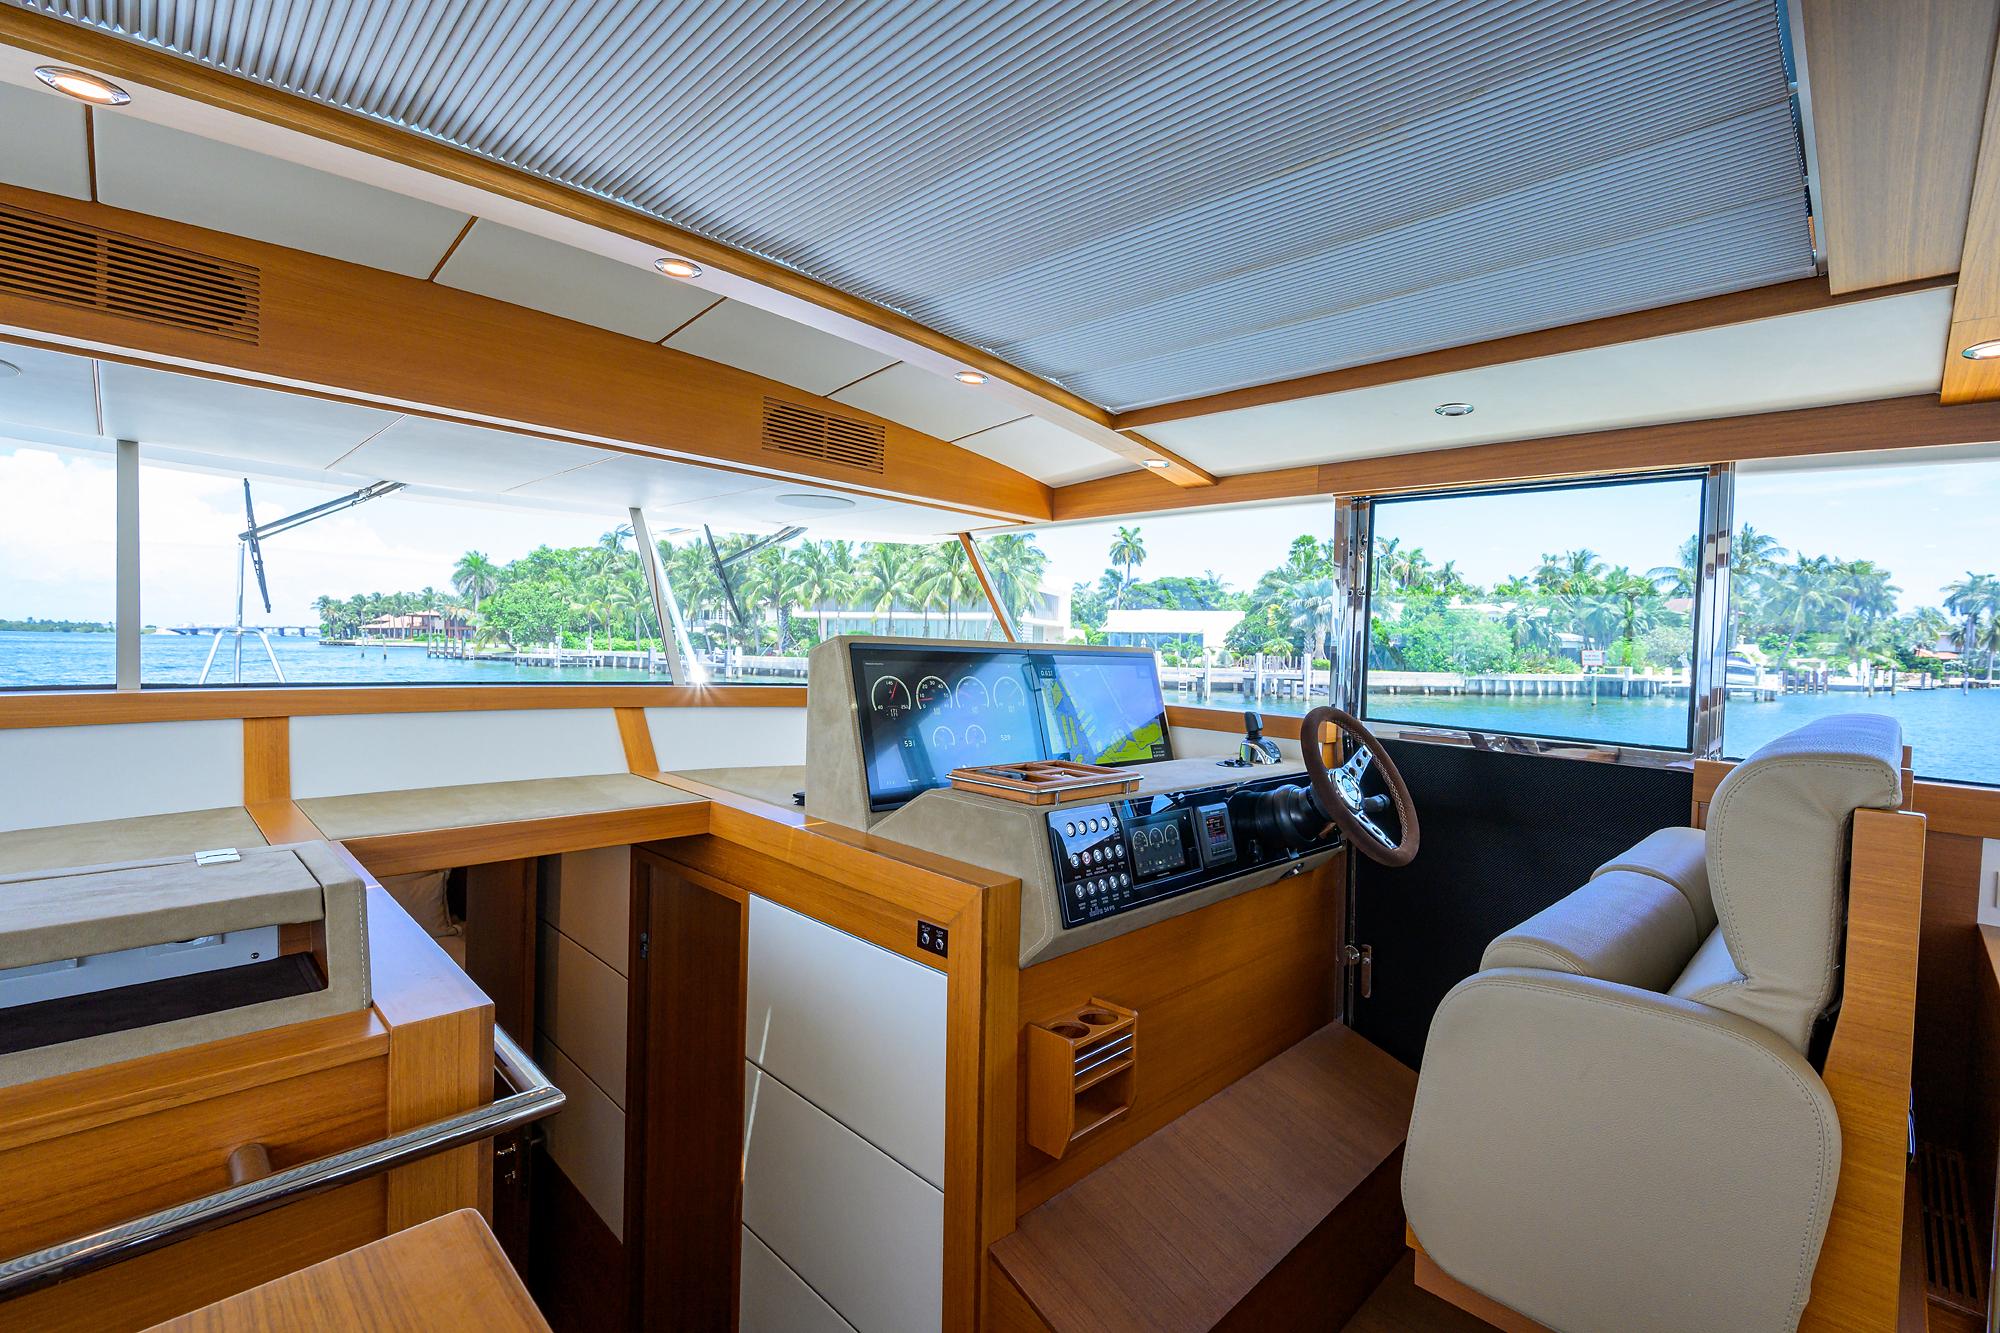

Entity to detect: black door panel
[1351,739,1693,1069]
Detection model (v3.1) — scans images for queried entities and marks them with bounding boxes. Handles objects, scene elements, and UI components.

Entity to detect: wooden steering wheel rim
[1299,705,1420,868]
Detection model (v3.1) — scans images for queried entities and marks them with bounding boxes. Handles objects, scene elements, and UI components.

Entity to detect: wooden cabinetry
[0,886,493,1332]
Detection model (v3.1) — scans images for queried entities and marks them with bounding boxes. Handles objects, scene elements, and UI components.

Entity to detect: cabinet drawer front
[0,1054,387,1256]
[743,1063,942,1333]
[746,895,946,1186]
[741,1225,857,1333]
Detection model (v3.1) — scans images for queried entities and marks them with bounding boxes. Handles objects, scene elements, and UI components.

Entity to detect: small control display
[1128,808,1193,881]
[1196,802,1236,867]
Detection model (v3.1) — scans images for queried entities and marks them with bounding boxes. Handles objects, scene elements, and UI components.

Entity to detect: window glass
[0,442,118,688]
[1364,475,1706,749]
[656,533,1007,683]
[1724,452,2000,785]
[981,498,1340,716]
[139,462,661,685]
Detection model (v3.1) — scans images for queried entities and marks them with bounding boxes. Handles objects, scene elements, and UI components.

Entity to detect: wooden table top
[144,1209,548,1332]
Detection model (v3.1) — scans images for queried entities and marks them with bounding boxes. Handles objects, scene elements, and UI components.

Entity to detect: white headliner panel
[0,338,98,436]
[91,113,470,277]
[952,415,1129,487]
[0,80,88,199]
[97,361,398,467]
[1146,287,1957,474]
[507,450,772,510]
[337,415,602,493]
[435,219,718,341]
[831,362,1020,442]
[665,299,898,396]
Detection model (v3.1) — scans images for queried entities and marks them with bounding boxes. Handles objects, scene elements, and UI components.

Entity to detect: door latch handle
[1344,943,1374,999]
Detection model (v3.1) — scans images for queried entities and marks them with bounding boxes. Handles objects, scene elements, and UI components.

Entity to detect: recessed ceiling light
[1961,340,2000,360]
[0,360,18,379]
[654,257,702,279]
[776,493,857,511]
[1434,402,1475,417]
[34,66,130,106]
[1141,458,1172,470]
[954,370,987,385]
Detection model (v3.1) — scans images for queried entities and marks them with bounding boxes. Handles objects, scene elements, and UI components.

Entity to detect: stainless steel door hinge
[638,931,650,960]
[1344,943,1374,999]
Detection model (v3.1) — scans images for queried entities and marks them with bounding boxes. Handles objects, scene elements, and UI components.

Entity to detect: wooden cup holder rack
[1026,998,1138,1159]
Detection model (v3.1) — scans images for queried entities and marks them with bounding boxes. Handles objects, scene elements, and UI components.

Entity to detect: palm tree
[1108,526,1147,607]
[860,543,914,634]
[1944,573,1998,673]
[452,551,501,609]
[1647,537,1699,597]
[798,540,857,639]
[1286,576,1340,670]
[977,534,1050,635]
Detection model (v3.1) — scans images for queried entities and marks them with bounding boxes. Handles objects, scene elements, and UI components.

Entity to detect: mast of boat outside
[198,479,406,686]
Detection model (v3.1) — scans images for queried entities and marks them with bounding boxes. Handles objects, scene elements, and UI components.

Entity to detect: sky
[2,442,1994,625]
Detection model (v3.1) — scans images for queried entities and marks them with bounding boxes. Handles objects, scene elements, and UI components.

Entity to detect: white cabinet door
[745,896,947,1186]
[743,1063,943,1332]
[740,1226,856,1332]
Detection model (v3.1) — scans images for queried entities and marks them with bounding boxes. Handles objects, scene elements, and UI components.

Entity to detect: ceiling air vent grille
[0,203,261,343]
[762,398,885,473]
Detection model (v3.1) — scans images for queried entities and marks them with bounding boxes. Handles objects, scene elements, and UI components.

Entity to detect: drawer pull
[225,1143,273,1187]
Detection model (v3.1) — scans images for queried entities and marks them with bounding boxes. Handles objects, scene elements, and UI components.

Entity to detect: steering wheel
[1299,705,1421,867]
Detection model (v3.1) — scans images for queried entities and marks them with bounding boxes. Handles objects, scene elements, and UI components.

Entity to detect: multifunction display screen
[850,643,1172,811]
[1127,808,1193,881]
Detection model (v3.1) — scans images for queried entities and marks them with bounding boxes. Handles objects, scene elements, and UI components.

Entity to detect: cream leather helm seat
[1402,715,1904,1333]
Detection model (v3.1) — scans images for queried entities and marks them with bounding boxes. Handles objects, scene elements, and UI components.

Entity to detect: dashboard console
[805,636,1342,964]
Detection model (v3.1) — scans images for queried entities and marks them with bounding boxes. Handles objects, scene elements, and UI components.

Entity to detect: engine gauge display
[915,675,951,710]
[870,675,912,718]
[1128,808,1193,881]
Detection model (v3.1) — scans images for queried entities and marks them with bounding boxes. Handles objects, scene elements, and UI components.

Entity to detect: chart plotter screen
[849,643,1172,811]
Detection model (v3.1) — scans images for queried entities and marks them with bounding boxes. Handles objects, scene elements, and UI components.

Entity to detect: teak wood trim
[948,871,1020,1331]
[146,1209,549,1333]
[1797,805,1929,1332]
[1409,1241,1551,1333]
[0,182,1050,523]
[341,802,710,879]
[1116,275,1957,428]
[1802,0,1999,296]
[614,706,659,774]
[246,799,328,847]
[626,851,747,1331]
[1052,392,2000,521]
[1942,12,2000,403]
[0,683,806,729]
[0,7,1126,462]
[241,715,290,804]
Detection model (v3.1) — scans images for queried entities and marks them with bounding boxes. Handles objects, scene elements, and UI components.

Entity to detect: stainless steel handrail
[0,1026,562,1300]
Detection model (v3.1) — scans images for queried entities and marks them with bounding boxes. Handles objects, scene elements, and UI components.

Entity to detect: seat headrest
[1701,713,1903,1051]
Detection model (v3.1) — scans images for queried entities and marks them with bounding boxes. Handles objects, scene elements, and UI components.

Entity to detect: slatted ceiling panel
[1071,195,1816,409]
[12,0,1811,412]
[1017,102,1807,384]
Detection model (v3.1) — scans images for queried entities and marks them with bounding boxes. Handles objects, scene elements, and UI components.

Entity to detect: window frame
[1348,469,1718,765]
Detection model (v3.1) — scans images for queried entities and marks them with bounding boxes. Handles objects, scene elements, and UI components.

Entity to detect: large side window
[1362,475,1707,750]
[0,442,118,688]
[981,499,1340,713]
[1725,452,2000,785]
[139,462,658,686]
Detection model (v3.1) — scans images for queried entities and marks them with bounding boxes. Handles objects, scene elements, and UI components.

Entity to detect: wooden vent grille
[762,398,885,473]
[1917,1141,1985,1315]
[0,203,260,343]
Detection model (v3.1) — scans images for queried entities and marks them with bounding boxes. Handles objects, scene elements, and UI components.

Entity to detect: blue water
[0,630,666,687]
[8,632,1997,786]
[1166,683,2000,787]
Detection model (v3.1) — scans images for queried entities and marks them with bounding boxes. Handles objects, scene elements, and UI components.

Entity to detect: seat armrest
[1480,871,1703,992]
[1404,969,1840,1333]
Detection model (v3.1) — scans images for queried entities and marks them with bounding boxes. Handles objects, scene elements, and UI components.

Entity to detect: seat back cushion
[1595,825,1714,935]
[1482,871,1702,992]
[1698,713,1903,1052]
